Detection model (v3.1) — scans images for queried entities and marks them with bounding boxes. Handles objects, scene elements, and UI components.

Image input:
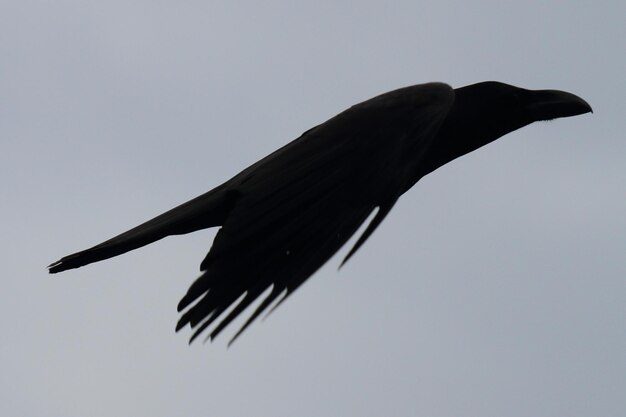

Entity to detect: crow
[48,81,592,344]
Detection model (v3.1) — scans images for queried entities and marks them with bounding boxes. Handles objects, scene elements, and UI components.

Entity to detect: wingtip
[338,251,354,270]
[226,335,238,348]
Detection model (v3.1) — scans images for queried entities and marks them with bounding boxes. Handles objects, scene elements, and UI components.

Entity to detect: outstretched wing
[176,83,455,343]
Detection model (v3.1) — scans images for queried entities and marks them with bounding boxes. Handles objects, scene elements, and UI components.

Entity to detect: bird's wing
[176,83,455,343]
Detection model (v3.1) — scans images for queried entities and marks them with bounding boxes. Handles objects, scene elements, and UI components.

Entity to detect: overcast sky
[2,1,625,416]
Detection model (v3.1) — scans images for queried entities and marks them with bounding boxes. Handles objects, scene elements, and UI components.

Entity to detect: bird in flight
[49,81,592,344]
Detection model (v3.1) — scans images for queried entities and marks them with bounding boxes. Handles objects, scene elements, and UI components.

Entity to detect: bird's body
[49,81,591,343]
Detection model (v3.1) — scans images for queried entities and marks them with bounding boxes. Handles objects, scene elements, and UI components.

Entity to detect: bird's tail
[48,184,237,274]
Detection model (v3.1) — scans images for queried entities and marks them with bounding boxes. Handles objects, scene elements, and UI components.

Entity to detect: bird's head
[452,81,591,139]
[421,81,592,175]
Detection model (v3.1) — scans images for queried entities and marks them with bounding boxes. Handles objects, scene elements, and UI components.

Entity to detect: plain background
[2,1,624,416]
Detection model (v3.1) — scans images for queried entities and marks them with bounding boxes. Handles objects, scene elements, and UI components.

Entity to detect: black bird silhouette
[49,81,592,344]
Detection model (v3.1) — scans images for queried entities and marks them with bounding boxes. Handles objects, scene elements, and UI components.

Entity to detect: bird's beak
[525,89,593,121]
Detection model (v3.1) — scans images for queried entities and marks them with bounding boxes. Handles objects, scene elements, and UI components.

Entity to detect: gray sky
[2,1,624,416]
